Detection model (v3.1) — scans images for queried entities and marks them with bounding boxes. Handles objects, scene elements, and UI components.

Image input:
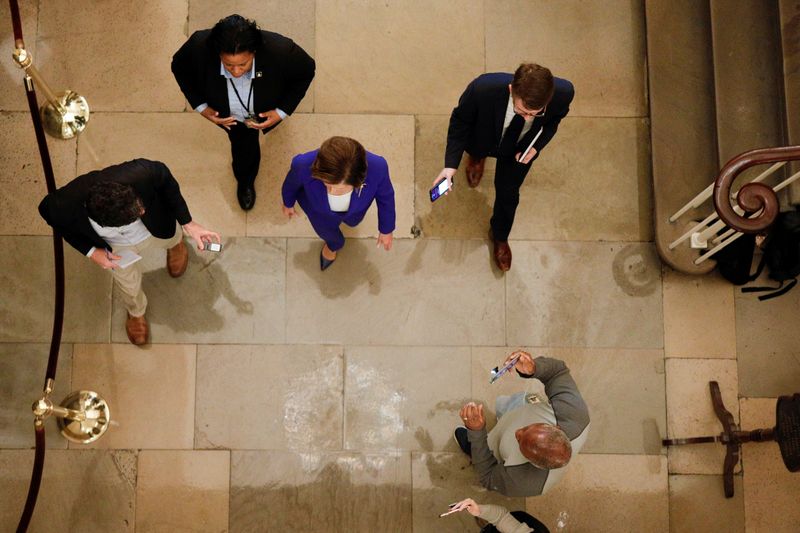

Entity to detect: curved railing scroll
[713,145,800,233]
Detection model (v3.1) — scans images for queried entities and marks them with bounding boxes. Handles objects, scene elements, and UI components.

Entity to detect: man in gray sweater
[455,352,590,497]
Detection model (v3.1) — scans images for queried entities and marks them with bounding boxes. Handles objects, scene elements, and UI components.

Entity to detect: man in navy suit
[434,64,574,271]
[172,14,315,211]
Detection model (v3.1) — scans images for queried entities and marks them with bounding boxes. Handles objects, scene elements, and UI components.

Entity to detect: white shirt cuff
[194,103,209,113]
[275,108,287,120]
[86,246,96,257]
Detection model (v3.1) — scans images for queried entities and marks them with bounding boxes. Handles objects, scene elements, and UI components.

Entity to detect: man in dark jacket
[38,159,220,345]
[171,14,315,210]
[434,64,574,271]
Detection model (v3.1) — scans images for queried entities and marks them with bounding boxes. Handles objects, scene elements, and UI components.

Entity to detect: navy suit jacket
[171,29,315,133]
[282,151,396,234]
[38,159,192,255]
[445,73,574,169]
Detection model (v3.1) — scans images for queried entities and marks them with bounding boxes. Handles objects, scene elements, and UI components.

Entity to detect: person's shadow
[291,239,382,298]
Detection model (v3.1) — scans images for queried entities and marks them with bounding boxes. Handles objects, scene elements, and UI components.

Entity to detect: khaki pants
[111,223,183,317]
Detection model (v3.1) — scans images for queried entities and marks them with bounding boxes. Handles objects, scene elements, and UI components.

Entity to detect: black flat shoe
[237,184,256,211]
[320,248,336,271]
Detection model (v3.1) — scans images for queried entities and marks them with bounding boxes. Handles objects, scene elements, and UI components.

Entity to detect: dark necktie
[498,113,525,157]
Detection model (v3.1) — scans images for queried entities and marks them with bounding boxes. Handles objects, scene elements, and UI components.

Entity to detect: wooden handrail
[713,145,800,233]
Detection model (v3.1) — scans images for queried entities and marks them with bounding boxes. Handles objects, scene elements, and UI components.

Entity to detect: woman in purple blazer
[281,136,396,270]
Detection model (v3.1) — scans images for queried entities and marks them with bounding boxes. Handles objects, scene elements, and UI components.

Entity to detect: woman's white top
[327,190,353,212]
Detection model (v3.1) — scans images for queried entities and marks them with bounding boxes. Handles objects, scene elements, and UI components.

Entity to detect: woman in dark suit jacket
[281,137,396,270]
[171,14,315,211]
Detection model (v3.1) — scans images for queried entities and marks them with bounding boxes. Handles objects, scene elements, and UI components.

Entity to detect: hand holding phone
[430,176,453,202]
[204,242,222,252]
[490,352,521,384]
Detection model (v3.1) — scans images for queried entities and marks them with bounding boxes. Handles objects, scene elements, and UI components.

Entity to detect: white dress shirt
[86,217,151,256]
[502,96,534,142]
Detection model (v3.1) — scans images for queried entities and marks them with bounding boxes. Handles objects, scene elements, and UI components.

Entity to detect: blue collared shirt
[194,59,286,122]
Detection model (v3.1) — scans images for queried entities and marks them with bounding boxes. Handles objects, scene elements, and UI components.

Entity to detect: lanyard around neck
[228,77,253,115]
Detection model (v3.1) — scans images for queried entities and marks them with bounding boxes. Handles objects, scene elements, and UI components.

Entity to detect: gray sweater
[468,356,590,497]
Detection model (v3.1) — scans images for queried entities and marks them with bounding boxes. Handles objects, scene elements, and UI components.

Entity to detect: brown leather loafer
[167,241,188,278]
[489,230,512,272]
[466,155,486,188]
[126,313,148,345]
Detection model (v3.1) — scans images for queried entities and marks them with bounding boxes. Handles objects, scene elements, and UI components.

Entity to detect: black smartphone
[430,177,452,202]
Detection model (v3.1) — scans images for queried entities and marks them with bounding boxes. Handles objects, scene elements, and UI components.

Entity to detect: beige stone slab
[506,242,664,349]
[285,238,505,345]
[0,237,111,343]
[188,0,316,114]
[735,287,800,397]
[248,113,415,239]
[36,1,187,112]
[662,267,736,358]
[136,450,229,533]
[77,112,246,237]
[196,344,343,450]
[230,450,412,532]
[0,449,136,533]
[0,344,71,449]
[110,237,286,344]
[414,116,653,241]
[666,359,739,474]
[71,343,196,449]
[0,1,37,111]
[0,112,77,236]
[485,0,647,117]
[472,347,665,455]
[345,346,471,452]
[669,474,744,533]
[740,397,800,533]
[411,452,525,533]
[525,454,669,532]
[315,0,484,114]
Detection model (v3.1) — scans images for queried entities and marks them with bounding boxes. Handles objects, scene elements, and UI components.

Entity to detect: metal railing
[668,146,800,265]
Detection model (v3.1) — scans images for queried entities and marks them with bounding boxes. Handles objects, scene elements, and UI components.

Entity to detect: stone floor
[1,1,799,532]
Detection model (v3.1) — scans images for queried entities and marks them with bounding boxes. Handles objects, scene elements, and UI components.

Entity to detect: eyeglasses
[514,102,546,119]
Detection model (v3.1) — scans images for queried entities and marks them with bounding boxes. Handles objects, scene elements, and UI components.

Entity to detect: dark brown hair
[86,181,142,227]
[208,14,263,55]
[311,136,367,187]
[511,63,554,110]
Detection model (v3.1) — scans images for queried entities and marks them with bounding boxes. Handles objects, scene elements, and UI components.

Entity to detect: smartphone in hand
[204,242,222,252]
[430,177,452,202]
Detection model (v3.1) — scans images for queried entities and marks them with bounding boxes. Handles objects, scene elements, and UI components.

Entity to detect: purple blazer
[281,150,396,234]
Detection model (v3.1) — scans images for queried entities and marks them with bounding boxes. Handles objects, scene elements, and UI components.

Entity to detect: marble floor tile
[665,359,739,474]
[0,237,111,343]
[247,113,415,239]
[525,454,669,533]
[196,344,343,450]
[136,450,229,533]
[740,397,800,533]
[0,2,38,111]
[0,113,77,236]
[414,117,653,242]
[0,344,72,449]
[36,1,187,112]
[735,288,800,397]
[472,346,665,455]
[77,112,247,237]
[506,241,663,349]
[344,346,471,452]
[71,343,196,449]
[485,0,647,118]
[669,474,744,533]
[314,0,484,114]
[411,452,525,533]
[285,238,505,345]
[0,449,136,533]
[663,268,736,358]
[188,0,316,114]
[230,450,412,532]
[110,237,286,344]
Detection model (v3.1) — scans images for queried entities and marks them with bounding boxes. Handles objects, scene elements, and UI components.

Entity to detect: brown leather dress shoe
[167,241,188,278]
[489,230,512,271]
[466,155,486,188]
[126,314,148,345]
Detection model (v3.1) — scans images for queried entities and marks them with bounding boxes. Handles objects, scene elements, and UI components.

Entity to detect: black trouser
[226,123,261,188]
[489,154,534,241]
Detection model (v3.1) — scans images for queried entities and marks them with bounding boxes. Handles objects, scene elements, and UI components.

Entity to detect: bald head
[515,423,571,469]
